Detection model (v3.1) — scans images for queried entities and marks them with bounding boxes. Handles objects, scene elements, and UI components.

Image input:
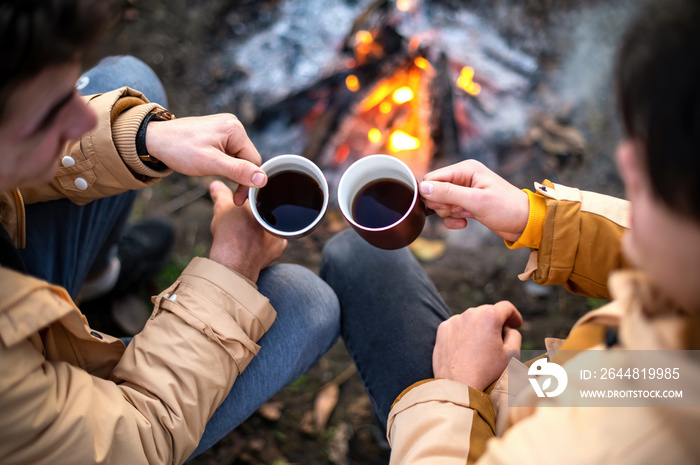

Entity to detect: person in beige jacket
[320,0,700,463]
[0,2,339,463]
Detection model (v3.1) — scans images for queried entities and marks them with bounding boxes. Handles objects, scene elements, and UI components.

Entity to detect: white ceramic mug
[249,154,329,238]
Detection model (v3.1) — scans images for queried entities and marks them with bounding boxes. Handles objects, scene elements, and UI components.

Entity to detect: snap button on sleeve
[74,177,88,191]
[61,156,76,167]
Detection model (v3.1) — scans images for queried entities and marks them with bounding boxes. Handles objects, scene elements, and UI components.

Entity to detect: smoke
[555,1,639,109]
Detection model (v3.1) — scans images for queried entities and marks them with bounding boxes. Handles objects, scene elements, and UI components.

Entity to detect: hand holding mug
[208,181,286,283]
[419,160,529,243]
[147,113,267,206]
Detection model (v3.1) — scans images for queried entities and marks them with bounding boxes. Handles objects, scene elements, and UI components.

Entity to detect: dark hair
[616,0,700,221]
[0,0,110,117]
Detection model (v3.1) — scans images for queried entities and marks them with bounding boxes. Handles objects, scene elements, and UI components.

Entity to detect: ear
[615,139,645,197]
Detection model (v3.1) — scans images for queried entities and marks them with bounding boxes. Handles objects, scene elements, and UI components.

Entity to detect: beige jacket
[0,88,277,464]
[387,181,700,464]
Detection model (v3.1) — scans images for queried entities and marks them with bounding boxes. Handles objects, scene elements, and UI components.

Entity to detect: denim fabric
[320,230,452,430]
[76,55,169,107]
[19,192,137,298]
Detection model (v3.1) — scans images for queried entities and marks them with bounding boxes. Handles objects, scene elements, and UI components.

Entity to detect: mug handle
[421,199,435,216]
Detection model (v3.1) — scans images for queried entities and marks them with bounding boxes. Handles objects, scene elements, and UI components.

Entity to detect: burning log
[429,51,459,163]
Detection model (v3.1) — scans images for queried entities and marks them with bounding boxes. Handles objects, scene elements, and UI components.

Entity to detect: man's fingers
[233,183,248,206]
[209,180,234,209]
[420,180,474,211]
[422,159,482,184]
[502,326,522,353]
[216,156,267,189]
[220,114,263,164]
[215,114,266,187]
[492,300,524,329]
[423,199,453,211]
[444,217,468,229]
[229,139,263,167]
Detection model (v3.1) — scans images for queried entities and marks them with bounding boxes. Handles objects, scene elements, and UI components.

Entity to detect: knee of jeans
[320,230,363,276]
[100,55,168,107]
[261,264,340,330]
[122,56,168,106]
[321,229,412,281]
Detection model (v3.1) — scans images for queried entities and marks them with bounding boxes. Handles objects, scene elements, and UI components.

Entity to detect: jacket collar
[573,270,697,350]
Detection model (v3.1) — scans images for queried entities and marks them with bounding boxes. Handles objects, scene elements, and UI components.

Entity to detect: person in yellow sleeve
[320,0,699,463]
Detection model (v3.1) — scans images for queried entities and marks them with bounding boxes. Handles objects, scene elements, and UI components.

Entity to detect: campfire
[224,0,562,200]
[315,0,490,180]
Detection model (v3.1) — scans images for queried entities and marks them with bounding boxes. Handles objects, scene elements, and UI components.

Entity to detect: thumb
[218,156,267,189]
[419,180,471,210]
[502,326,522,353]
[209,180,234,209]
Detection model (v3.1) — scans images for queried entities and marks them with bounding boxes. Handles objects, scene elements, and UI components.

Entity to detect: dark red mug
[337,154,431,250]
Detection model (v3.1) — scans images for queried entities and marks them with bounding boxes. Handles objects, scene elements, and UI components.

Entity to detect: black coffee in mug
[351,178,414,229]
[255,171,324,232]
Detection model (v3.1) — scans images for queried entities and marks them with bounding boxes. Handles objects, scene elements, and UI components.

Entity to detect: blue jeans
[17,56,341,459]
[320,230,452,430]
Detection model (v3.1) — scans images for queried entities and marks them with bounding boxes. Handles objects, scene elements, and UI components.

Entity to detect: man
[0,1,339,463]
[321,0,700,462]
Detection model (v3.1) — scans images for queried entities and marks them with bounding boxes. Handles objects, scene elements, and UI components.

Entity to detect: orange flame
[346,74,360,92]
[389,130,420,151]
[353,29,384,65]
[355,30,373,44]
[414,57,430,70]
[457,66,481,96]
[392,86,414,104]
[341,60,433,176]
[368,128,382,143]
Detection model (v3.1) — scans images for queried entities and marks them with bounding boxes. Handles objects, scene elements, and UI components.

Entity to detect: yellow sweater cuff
[504,189,546,250]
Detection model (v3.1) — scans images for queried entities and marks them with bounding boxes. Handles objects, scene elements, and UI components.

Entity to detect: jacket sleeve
[0,257,275,465]
[20,86,172,205]
[387,379,497,464]
[518,181,632,300]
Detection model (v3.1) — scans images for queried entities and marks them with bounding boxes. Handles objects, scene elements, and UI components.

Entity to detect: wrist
[209,248,260,283]
[226,265,259,288]
[504,189,546,249]
[136,109,173,169]
[228,264,259,284]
